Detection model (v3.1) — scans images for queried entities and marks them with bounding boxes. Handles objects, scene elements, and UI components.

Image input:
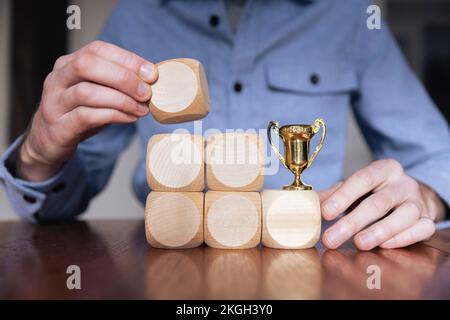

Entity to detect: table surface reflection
[0,219,449,299]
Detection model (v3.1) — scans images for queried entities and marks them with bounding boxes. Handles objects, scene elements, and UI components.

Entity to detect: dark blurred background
[0,0,449,219]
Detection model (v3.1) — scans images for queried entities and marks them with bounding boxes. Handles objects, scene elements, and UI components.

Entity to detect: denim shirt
[1,0,450,222]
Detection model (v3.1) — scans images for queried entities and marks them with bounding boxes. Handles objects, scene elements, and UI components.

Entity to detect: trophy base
[261,189,321,249]
[282,184,312,191]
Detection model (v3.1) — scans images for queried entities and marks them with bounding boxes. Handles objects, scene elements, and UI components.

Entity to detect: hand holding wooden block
[149,58,210,124]
[204,191,261,249]
[206,133,264,191]
[146,134,204,191]
[145,192,204,249]
[261,189,321,249]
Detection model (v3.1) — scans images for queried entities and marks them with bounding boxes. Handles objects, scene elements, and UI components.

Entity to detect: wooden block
[204,191,261,249]
[205,133,264,191]
[149,58,210,124]
[145,192,204,249]
[146,133,204,191]
[261,189,321,249]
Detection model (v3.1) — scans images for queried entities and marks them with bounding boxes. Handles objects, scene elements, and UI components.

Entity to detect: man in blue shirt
[1,0,449,250]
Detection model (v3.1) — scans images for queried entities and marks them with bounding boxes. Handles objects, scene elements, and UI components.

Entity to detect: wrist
[16,136,63,182]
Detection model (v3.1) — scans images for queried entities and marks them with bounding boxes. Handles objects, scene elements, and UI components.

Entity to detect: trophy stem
[283,172,312,191]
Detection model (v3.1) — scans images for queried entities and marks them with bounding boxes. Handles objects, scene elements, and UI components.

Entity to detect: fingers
[318,181,343,203]
[62,106,138,137]
[380,218,436,249]
[322,187,404,249]
[353,201,422,250]
[82,41,158,82]
[60,82,149,116]
[52,41,158,83]
[56,53,152,102]
[322,160,404,220]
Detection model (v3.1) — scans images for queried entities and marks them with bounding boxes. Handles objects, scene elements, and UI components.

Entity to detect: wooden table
[0,219,449,299]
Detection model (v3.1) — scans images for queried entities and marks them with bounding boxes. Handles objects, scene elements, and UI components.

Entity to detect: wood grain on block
[145,192,204,249]
[146,134,204,191]
[204,191,261,249]
[149,58,210,124]
[205,133,264,191]
[261,189,321,249]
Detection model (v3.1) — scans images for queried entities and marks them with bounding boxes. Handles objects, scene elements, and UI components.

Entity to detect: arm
[320,11,450,250]
[0,40,157,223]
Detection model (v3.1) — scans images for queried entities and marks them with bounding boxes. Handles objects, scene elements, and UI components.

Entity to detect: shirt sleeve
[0,124,135,223]
[0,6,136,223]
[353,11,450,208]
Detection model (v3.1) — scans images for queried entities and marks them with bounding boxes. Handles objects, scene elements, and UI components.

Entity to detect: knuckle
[53,55,69,70]
[370,192,392,213]
[75,108,92,126]
[116,68,134,87]
[404,176,420,193]
[43,72,55,91]
[354,168,375,189]
[74,82,93,100]
[404,201,422,219]
[86,40,105,54]
[72,54,92,74]
[384,159,404,175]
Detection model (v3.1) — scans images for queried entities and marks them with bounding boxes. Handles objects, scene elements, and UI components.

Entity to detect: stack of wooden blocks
[145,132,264,249]
[144,58,320,250]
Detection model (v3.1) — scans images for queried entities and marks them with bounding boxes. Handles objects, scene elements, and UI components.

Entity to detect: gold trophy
[267,118,326,190]
[261,118,326,249]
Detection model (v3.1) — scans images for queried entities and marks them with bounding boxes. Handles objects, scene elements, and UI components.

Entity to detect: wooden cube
[204,191,261,249]
[145,192,204,249]
[149,58,210,124]
[146,134,204,191]
[261,189,321,249]
[205,133,264,191]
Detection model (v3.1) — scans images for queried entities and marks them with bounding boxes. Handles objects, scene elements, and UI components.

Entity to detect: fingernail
[358,232,376,249]
[137,82,151,99]
[382,238,395,248]
[323,200,338,217]
[139,63,155,82]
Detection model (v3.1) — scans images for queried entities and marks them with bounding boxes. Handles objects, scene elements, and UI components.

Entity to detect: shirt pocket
[261,59,359,128]
[265,60,358,96]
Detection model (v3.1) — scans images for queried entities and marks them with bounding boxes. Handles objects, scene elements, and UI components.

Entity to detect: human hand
[319,159,445,250]
[17,41,158,181]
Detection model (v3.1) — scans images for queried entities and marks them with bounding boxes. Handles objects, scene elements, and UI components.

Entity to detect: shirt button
[233,82,243,93]
[209,15,220,28]
[23,194,37,204]
[52,182,66,193]
[310,73,320,85]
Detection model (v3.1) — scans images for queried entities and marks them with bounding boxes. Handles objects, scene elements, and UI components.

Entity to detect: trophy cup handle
[307,118,326,168]
[267,121,288,169]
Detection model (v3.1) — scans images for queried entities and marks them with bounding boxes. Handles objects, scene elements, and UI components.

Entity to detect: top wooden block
[205,133,265,191]
[149,58,210,124]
